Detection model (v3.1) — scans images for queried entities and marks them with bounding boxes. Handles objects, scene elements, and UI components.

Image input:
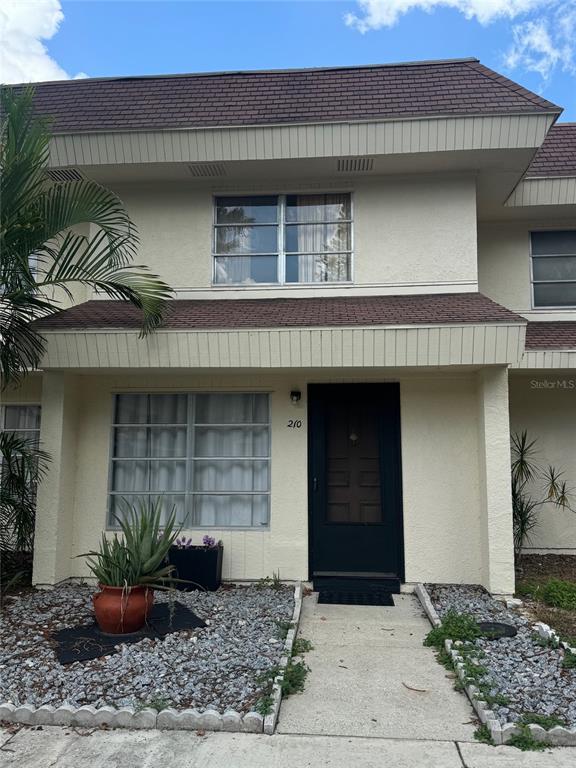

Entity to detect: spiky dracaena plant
[0,86,172,388]
[511,431,574,559]
[79,499,180,588]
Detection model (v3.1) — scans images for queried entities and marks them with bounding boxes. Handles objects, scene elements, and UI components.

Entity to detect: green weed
[292,637,313,656]
[507,725,549,751]
[423,611,481,649]
[474,724,494,745]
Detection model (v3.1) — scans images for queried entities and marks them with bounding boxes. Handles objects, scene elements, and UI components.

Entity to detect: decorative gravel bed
[0,584,294,714]
[426,584,576,730]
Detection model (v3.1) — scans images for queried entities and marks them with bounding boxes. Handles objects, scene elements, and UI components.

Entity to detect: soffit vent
[336,157,375,173]
[188,162,228,178]
[45,167,85,182]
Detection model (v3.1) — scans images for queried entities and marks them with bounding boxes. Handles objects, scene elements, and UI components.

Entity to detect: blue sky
[3,1,576,119]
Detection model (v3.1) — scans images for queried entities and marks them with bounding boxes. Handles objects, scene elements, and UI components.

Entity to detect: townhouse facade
[4,58,575,595]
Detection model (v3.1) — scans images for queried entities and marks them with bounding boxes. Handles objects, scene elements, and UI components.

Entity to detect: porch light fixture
[290,390,302,403]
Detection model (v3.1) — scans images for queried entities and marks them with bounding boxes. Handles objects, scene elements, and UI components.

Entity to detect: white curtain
[110,394,270,528]
[292,194,350,282]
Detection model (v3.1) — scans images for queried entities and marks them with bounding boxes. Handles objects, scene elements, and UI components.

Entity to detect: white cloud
[344,0,550,32]
[504,3,576,81]
[345,0,576,83]
[0,0,87,83]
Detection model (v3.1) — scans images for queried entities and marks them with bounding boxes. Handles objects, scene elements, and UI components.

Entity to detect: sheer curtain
[109,393,270,528]
[291,194,351,283]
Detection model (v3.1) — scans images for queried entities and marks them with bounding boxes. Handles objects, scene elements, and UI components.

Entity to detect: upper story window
[213,193,352,285]
[531,231,576,308]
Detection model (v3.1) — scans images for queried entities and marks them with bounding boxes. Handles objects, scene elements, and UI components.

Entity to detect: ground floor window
[0,404,42,500]
[0,405,41,447]
[109,393,270,528]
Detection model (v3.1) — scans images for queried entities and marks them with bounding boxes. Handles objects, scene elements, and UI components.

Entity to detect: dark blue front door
[308,384,404,579]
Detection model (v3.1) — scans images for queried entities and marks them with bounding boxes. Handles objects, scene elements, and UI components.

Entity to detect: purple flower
[175,536,193,549]
[202,535,216,548]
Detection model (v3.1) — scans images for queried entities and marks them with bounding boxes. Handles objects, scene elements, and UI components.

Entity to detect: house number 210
[287,420,302,429]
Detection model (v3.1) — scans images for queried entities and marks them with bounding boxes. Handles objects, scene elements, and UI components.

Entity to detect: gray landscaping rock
[426,583,576,729]
[0,584,294,721]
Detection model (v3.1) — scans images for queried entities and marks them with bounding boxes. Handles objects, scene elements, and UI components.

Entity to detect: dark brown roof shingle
[526,321,576,350]
[526,123,576,178]
[38,293,524,331]
[16,59,561,134]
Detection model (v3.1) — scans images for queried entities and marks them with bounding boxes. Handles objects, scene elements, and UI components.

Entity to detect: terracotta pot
[93,584,154,634]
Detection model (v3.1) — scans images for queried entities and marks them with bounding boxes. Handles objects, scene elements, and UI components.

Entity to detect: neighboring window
[213,193,352,285]
[0,405,41,447]
[531,231,576,307]
[0,405,42,497]
[109,393,270,528]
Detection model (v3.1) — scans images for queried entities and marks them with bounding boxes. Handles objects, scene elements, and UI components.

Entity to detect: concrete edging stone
[415,583,576,747]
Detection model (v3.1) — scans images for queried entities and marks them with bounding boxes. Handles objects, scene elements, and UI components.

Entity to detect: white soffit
[48,113,556,167]
[506,177,576,207]
[40,323,525,370]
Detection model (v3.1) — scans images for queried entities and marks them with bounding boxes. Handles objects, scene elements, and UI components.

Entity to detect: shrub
[540,579,576,612]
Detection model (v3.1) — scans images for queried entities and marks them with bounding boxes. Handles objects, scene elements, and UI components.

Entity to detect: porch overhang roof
[37,293,526,370]
[515,321,576,369]
[39,294,523,332]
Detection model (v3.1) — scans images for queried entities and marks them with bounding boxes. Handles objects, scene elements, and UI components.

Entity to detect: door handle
[313,477,318,492]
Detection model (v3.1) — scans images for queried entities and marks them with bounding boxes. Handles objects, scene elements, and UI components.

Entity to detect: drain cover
[478,621,517,640]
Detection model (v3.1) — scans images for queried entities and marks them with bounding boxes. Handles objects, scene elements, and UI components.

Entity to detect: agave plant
[80,499,180,588]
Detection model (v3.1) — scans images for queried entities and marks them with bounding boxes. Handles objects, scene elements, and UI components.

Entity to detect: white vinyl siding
[108,393,270,528]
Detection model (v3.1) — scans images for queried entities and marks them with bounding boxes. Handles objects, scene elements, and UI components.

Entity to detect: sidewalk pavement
[1,726,575,767]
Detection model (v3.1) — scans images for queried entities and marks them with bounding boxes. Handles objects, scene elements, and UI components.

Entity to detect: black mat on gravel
[318,590,394,606]
[53,602,206,664]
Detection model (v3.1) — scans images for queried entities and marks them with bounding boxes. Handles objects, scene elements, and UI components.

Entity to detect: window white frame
[107,392,271,530]
[0,405,42,441]
[211,192,354,286]
[530,229,576,309]
[0,405,42,495]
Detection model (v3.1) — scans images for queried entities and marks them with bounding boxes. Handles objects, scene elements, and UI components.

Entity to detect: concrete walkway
[277,592,477,740]
[1,727,575,767]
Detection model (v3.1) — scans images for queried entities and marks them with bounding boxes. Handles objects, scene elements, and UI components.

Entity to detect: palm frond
[0,432,50,552]
[0,86,172,389]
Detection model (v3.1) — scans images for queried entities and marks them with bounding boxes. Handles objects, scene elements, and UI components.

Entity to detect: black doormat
[318,590,395,606]
[52,601,206,665]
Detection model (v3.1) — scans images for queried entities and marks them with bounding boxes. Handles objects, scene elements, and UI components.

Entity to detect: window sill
[210,282,354,289]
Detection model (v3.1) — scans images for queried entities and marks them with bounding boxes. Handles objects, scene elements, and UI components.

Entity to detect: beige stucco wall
[30,368,511,591]
[400,375,484,585]
[510,372,576,552]
[1,375,43,405]
[102,175,478,296]
[478,220,576,320]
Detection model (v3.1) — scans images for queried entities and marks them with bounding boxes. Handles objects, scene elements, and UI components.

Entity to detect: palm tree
[0,86,172,590]
[511,431,574,561]
[1,86,172,386]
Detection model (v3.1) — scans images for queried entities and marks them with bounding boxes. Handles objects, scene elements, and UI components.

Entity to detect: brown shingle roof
[38,294,524,331]
[525,321,576,350]
[526,123,576,178]
[16,59,561,134]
